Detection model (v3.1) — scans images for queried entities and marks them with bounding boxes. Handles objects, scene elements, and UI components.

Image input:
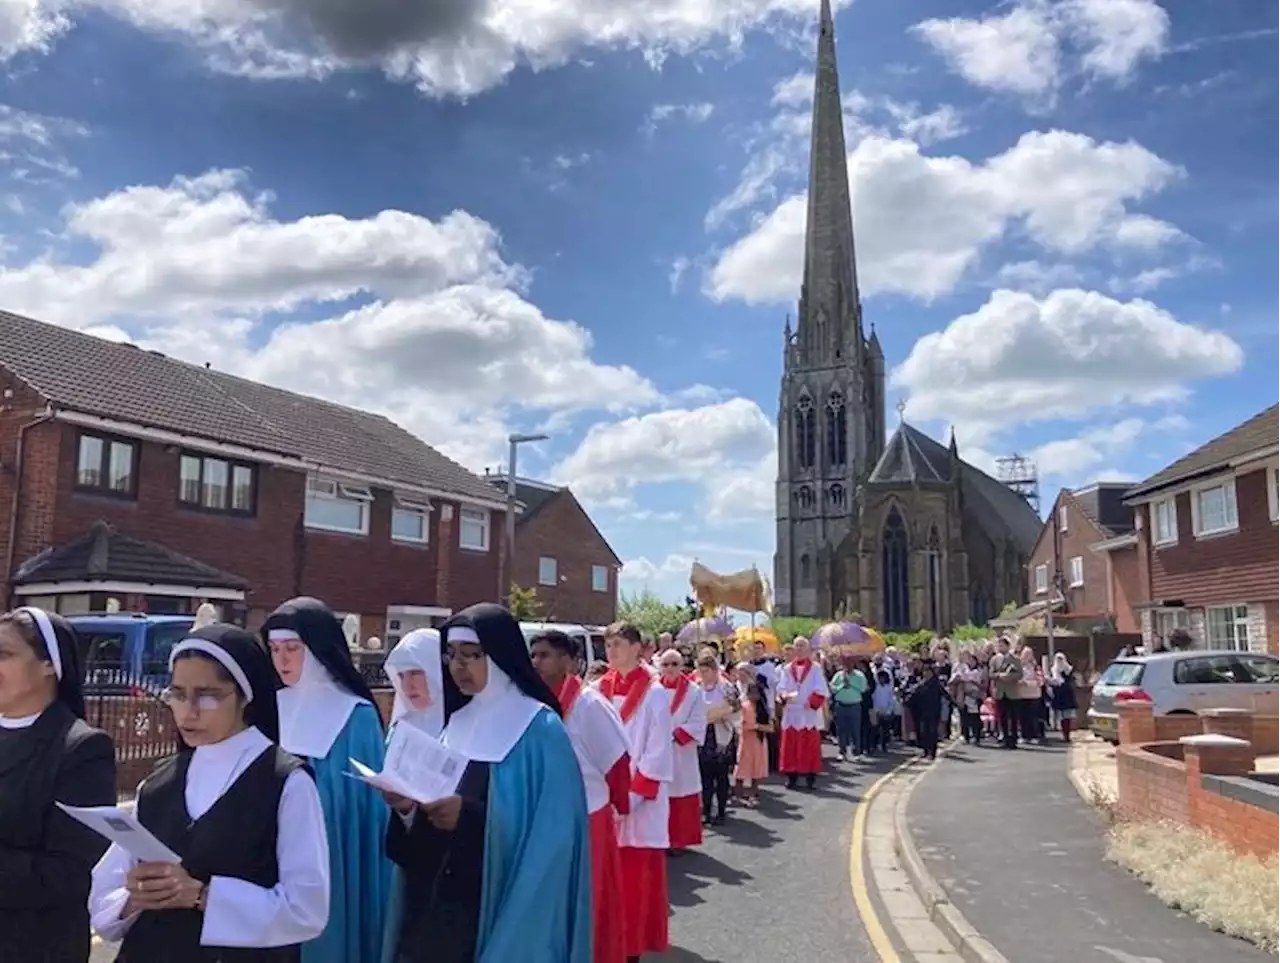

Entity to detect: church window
[926,525,942,631]
[799,553,812,586]
[881,508,910,630]
[825,391,847,466]
[828,483,846,509]
[794,396,816,469]
[795,486,815,511]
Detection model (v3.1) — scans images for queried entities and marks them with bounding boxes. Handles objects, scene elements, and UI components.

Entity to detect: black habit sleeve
[0,728,117,908]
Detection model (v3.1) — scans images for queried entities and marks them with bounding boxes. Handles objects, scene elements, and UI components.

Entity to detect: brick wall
[1107,546,1141,633]
[510,491,618,626]
[1025,490,1117,619]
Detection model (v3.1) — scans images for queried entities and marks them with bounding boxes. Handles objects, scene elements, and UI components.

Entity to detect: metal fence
[83,658,178,797]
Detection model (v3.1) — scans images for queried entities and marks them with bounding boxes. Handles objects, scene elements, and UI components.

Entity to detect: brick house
[1023,482,1139,632]
[1124,404,1278,653]
[486,474,621,626]
[0,310,510,643]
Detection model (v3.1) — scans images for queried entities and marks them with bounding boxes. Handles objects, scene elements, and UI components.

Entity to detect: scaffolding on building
[996,454,1040,514]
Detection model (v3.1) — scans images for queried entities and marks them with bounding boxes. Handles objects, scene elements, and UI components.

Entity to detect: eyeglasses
[162,688,235,713]
[444,646,486,665]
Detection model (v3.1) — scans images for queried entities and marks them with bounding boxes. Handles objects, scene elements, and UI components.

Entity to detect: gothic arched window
[828,483,846,509]
[881,508,910,630]
[799,553,812,587]
[826,390,847,466]
[795,395,816,469]
[926,524,942,631]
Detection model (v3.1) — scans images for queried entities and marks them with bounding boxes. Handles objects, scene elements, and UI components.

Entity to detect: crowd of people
[0,596,1080,963]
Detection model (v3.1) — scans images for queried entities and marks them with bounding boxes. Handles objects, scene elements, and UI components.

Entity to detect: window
[1058,505,1068,532]
[304,477,372,535]
[794,395,816,469]
[1268,465,1278,523]
[1153,608,1189,644]
[538,556,558,586]
[179,453,255,514]
[1173,655,1235,685]
[825,391,847,466]
[391,496,429,543]
[76,432,136,496]
[1034,563,1048,594]
[1151,498,1177,546]
[1234,655,1279,684]
[1098,661,1145,687]
[459,508,489,551]
[1191,481,1238,537]
[1068,556,1084,588]
[592,565,609,593]
[1206,604,1249,652]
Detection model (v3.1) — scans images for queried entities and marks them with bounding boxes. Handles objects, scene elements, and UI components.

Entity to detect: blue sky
[0,0,1275,604]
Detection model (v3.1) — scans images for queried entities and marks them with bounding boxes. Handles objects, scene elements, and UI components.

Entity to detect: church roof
[868,423,1043,553]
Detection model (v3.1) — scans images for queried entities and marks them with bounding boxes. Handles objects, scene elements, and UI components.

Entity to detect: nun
[88,623,330,961]
[384,629,446,739]
[384,602,591,963]
[263,597,390,963]
[0,606,117,963]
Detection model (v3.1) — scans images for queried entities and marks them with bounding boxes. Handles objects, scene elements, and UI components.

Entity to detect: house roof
[868,422,1043,554]
[1070,483,1135,537]
[1127,405,1279,500]
[12,520,249,590]
[487,476,623,566]
[0,309,505,506]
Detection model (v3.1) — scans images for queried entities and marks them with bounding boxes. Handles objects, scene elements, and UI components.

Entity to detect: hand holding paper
[56,804,181,863]
[347,723,468,805]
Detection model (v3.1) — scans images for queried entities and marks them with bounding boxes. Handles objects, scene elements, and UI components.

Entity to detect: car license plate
[1094,716,1115,733]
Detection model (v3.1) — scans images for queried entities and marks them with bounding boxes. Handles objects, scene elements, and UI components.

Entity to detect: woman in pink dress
[733,665,771,806]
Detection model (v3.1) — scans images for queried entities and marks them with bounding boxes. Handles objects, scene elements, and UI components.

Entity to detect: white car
[1088,650,1279,743]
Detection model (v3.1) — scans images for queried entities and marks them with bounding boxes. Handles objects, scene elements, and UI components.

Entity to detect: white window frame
[538,556,557,586]
[1190,479,1238,538]
[391,494,430,544]
[1268,465,1278,523]
[1153,608,1190,644]
[591,564,609,593]
[1151,497,1178,547]
[459,508,490,552]
[1068,555,1084,588]
[1034,563,1048,595]
[1205,604,1250,652]
[1058,505,1068,532]
[304,476,372,535]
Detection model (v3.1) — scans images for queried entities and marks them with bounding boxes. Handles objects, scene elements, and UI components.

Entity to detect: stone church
[772,0,1040,627]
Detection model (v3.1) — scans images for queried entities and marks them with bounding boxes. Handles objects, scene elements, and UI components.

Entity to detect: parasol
[811,621,886,655]
[676,616,735,646]
[733,625,781,655]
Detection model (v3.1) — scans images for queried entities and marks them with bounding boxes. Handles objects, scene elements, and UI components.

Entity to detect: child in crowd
[870,669,896,752]
[980,696,998,740]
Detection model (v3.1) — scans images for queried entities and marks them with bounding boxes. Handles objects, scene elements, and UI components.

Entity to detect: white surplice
[776,661,830,731]
[609,680,673,850]
[89,726,330,948]
[666,679,706,799]
[563,683,630,814]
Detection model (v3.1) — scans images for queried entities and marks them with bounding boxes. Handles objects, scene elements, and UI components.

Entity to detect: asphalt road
[91,743,897,962]
[908,740,1273,963]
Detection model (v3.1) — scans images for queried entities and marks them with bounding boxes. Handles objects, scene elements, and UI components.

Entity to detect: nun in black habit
[0,606,117,963]
[88,624,330,962]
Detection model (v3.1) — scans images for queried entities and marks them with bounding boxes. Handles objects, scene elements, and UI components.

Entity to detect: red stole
[791,659,814,686]
[600,667,653,723]
[660,673,690,714]
[557,675,583,719]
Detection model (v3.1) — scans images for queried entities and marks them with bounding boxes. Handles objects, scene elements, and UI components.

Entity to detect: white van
[519,621,598,668]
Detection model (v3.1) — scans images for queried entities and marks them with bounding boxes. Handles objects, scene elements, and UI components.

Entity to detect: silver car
[1088,650,1279,743]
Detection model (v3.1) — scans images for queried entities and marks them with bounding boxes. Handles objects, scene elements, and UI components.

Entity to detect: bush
[951,623,993,642]
[882,629,934,652]
[770,616,824,644]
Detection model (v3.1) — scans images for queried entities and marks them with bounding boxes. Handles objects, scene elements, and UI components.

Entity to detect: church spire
[796,0,861,361]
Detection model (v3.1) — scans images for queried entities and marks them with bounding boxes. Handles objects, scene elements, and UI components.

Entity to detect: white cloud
[621,553,694,586]
[913,0,1169,107]
[1030,418,1144,478]
[893,288,1244,438]
[994,260,1084,294]
[0,0,67,59]
[551,398,776,522]
[643,102,715,134]
[0,103,87,188]
[707,129,1182,304]
[0,168,661,468]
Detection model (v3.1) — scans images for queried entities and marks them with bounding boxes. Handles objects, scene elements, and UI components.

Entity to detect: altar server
[656,648,705,851]
[0,607,116,963]
[264,597,389,963]
[600,622,673,962]
[530,630,632,963]
[89,623,329,961]
[384,629,446,739]
[384,603,590,963]
[776,636,829,790]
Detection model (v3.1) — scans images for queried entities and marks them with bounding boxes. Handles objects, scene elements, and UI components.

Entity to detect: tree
[508,583,544,621]
[618,590,690,638]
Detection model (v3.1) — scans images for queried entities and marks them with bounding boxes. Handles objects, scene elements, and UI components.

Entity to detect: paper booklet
[56,804,182,863]
[346,723,468,805]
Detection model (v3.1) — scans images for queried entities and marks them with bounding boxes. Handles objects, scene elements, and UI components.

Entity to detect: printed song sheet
[347,722,468,804]
[56,804,182,863]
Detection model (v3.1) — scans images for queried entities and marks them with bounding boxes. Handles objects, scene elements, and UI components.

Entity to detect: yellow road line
[849,758,917,963]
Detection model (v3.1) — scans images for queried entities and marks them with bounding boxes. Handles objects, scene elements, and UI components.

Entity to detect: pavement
[905,739,1273,963]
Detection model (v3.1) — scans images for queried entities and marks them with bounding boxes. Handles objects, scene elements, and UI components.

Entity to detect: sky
[0,0,1275,605]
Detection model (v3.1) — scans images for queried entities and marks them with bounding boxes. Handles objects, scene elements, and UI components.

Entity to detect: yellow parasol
[733,624,781,655]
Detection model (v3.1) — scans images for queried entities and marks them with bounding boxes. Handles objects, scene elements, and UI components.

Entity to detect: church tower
[774,0,886,617]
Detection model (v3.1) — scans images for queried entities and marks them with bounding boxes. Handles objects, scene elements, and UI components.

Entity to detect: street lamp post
[504,432,549,606]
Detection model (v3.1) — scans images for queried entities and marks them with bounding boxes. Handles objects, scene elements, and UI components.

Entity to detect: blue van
[69,613,194,696]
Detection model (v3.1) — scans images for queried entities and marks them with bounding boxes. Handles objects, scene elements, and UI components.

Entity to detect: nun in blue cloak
[381,602,591,963]
[263,597,390,963]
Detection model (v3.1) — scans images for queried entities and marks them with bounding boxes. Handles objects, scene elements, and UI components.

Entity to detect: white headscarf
[385,629,445,739]
[273,628,368,759]
[440,625,544,763]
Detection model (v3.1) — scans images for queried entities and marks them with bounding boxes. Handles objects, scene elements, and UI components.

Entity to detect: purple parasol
[676,617,735,645]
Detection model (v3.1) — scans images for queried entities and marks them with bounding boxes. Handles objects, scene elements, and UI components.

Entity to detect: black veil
[439,602,561,720]
[171,623,283,745]
[261,596,379,710]
[15,607,87,719]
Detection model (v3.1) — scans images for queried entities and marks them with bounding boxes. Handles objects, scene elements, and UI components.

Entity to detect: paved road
[91,743,898,962]
[908,740,1272,963]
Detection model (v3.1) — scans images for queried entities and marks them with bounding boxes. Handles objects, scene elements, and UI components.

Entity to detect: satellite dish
[193,602,219,629]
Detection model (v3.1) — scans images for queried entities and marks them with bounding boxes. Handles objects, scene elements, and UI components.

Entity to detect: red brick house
[1124,405,1278,653]
[486,474,621,627]
[1023,482,1140,632]
[0,310,509,643]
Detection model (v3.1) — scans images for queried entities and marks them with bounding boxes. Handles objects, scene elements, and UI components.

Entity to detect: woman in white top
[89,623,330,962]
